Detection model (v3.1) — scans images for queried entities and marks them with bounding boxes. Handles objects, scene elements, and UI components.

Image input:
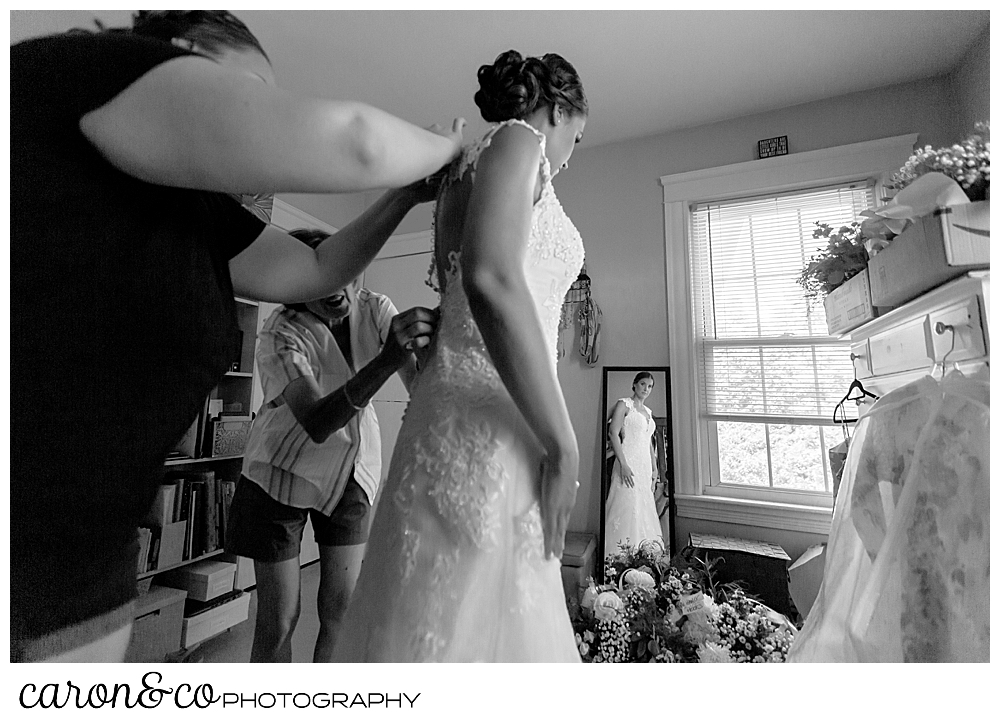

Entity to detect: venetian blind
[689,181,876,423]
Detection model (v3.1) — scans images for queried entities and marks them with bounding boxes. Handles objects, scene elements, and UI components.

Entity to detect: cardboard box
[823,269,877,336]
[868,200,990,307]
[159,559,236,602]
[688,533,793,617]
[181,591,250,648]
[124,585,188,663]
[560,532,597,602]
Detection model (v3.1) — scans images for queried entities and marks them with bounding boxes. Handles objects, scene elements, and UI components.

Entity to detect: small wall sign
[757,135,788,159]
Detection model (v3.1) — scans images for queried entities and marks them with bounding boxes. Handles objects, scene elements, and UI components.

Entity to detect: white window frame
[660,134,917,534]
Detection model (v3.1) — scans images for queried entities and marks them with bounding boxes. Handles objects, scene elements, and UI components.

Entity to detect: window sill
[675,494,833,535]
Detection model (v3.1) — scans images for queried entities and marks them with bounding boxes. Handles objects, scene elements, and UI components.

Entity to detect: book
[170,476,186,523]
[201,471,219,553]
[148,532,161,572]
[177,478,192,522]
[137,527,152,574]
[183,480,200,560]
[196,390,217,458]
[218,479,236,549]
[144,481,178,529]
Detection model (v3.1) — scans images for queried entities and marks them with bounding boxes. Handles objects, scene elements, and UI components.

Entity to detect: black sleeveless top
[10,31,266,642]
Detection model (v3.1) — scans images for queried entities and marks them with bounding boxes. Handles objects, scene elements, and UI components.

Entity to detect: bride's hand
[539,453,579,560]
[620,463,635,488]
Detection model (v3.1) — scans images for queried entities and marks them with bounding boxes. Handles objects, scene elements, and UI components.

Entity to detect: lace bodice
[425,119,586,393]
[618,398,655,474]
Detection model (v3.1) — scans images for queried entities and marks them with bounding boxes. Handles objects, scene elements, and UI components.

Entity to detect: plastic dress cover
[787,370,989,662]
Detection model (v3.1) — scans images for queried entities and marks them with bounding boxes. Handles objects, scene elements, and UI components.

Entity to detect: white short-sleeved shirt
[241,289,396,513]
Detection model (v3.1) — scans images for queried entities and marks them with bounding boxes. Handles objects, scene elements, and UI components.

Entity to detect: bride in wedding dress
[333,50,588,662]
[604,372,663,558]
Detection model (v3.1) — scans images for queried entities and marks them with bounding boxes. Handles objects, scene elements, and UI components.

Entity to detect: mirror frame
[598,366,675,583]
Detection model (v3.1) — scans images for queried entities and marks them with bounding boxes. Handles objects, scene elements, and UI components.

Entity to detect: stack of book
[137,473,239,574]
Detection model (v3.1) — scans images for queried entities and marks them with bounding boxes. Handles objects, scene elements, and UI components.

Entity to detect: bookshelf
[127,297,261,660]
[165,454,243,467]
[137,549,225,581]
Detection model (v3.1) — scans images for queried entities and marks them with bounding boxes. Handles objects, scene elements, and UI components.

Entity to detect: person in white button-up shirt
[226,228,438,662]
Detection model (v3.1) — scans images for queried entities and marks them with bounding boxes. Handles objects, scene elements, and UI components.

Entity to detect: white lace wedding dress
[333,119,584,662]
[604,398,662,558]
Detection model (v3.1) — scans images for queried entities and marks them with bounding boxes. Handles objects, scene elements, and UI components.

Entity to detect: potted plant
[796,221,870,306]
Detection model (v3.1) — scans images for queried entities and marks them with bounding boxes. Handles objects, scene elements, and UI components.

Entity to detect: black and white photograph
[7,5,990,717]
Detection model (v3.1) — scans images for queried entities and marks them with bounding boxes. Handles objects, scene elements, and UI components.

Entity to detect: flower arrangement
[887,122,990,201]
[570,539,795,663]
[796,221,871,304]
[795,123,990,305]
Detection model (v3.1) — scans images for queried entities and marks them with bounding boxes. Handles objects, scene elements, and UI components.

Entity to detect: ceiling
[10,9,990,150]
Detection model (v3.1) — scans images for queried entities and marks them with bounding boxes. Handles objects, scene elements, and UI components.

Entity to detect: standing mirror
[598,366,674,582]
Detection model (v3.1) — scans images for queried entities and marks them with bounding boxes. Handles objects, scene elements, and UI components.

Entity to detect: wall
[554,75,959,543]
[947,24,991,139]
[276,192,367,230]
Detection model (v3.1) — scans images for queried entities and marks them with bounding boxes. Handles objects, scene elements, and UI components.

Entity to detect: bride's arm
[608,402,635,488]
[461,123,579,560]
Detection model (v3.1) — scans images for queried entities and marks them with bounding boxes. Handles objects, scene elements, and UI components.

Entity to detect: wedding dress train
[333,119,584,662]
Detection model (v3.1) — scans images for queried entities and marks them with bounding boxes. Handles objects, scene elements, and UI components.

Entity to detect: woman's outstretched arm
[79,54,464,193]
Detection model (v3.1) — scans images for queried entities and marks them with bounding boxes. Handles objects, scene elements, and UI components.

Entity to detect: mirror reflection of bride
[604,371,663,558]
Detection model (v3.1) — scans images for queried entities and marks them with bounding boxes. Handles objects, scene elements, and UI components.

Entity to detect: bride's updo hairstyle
[474,49,588,123]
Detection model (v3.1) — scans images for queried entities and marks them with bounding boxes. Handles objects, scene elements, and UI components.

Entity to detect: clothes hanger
[930,321,964,381]
[832,359,879,424]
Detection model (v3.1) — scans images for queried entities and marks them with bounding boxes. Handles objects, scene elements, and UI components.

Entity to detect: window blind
[689,182,875,422]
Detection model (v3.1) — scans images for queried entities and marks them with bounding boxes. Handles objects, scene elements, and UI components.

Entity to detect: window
[659,134,917,533]
[689,183,875,501]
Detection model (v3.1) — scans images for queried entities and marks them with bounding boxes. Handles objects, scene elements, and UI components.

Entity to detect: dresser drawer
[867,316,934,376]
[929,295,987,365]
[850,340,873,379]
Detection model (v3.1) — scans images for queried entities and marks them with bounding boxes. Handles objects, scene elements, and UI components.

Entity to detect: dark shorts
[225,474,372,563]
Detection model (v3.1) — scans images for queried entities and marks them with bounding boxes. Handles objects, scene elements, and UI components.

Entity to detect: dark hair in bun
[474,50,587,123]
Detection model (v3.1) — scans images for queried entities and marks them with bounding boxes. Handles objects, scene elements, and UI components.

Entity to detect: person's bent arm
[79,55,464,194]
[460,123,579,560]
[283,308,436,443]
[231,181,433,304]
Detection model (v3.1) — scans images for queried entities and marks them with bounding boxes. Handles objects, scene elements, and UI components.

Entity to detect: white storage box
[159,559,236,602]
[181,591,250,648]
[560,532,597,603]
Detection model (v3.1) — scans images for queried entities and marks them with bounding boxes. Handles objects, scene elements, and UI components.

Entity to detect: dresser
[847,272,990,396]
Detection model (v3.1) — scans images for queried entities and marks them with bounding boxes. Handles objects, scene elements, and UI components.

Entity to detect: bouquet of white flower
[569,540,795,663]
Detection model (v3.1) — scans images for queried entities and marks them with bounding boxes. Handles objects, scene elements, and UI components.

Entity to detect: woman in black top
[10,10,463,662]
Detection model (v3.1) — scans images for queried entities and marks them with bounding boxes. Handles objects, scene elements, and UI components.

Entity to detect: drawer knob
[935,319,970,335]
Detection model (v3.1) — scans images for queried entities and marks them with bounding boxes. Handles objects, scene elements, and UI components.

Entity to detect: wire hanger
[832,354,879,424]
[930,321,964,380]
